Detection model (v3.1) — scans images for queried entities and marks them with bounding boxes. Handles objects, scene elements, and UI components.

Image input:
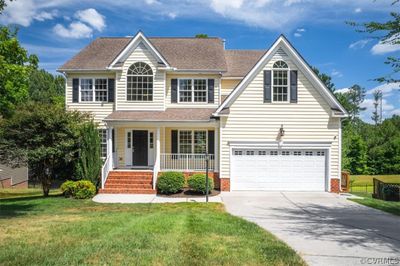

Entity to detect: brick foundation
[0,179,27,188]
[330,178,340,193]
[220,178,230,191]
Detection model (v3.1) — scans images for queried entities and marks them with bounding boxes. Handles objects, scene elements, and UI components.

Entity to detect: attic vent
[275,48,288,57]
[137,42,147,50]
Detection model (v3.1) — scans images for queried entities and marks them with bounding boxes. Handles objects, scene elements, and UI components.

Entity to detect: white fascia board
[108,31,170,68]
[228,140,333,148]
[214,35,348,116]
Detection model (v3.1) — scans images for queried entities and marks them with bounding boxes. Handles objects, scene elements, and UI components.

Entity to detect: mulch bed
[157,188,220,198]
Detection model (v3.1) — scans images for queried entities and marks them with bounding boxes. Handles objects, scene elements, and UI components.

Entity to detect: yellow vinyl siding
[221,79,241,95]
[65,73,115,126]
[165,74,221,108]
[220,53,340,182]
[116,44,165,111]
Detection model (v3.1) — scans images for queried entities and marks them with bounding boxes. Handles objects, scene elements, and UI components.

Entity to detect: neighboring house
[0,164,28,188]
[58,32,347,194]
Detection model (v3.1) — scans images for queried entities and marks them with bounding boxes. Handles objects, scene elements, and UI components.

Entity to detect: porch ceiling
[104,108,217,122]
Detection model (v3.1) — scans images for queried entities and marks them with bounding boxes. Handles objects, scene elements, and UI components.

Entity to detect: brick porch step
[105,184,153,189]
[98,188,156,194]
[105,179,153,184]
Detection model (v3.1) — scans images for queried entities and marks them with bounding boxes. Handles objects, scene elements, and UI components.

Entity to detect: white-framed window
[281,151,290,156]
[270,150,278,156]
[317,151,325,156]
[178,78,208,103]
[305,151,313,156]
[272,60,289,102]
[178,130,208,154]
[149,132,154,149]
[98,129,107,158]
[293,151,302,156]
[80,78,108,102]
[246,150,255,155]
[258,150,267,155]
[127,62,153,101]
[234,150,243,156]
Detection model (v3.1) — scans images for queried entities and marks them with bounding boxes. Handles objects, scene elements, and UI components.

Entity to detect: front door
[132,130,148,166]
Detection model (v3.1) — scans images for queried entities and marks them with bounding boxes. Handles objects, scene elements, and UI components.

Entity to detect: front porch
[101,123,219,193]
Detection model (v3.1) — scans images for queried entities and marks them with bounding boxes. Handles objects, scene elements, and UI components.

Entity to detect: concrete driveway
[221,192,400,266]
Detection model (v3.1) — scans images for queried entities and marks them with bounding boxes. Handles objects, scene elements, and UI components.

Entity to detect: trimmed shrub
[188,174,214,194]
[74,180,96,199]
[157,172,185,194]
[60,180,96,199]
[60,180,76,198]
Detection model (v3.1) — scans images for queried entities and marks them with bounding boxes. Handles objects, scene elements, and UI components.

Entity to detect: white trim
[221,76,244,80]
[214,35,348,116]
[271,61,290,103]
[125,62,154,102]
[109,31,169,68]
[177,129,208,154]
[339,119,342,182]
[177,78,208,104]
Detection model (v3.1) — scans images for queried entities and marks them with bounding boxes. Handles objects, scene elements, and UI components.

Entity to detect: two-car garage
[230,148,327,191]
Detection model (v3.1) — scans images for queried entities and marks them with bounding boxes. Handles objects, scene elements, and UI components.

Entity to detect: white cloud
[297,28,306,32]
[366,83,400,97]
[371,41,400,55]
[75,8,105,32]
[331,69,343,78]
[166,12,177,19]
[336,87,350,94]
[349,39,371,50]
[34,10,58,21]
[294,28,306,37]
[294,32,302,37]
[53,22,93,39]
[354,7,362,13]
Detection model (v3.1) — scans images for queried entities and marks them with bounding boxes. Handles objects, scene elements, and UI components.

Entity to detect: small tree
[372,90,383,125]
[74,121,102,187]
[346,134,368,175]
[0,103,87,196]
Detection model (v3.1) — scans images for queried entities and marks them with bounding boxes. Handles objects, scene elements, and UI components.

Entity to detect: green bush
[60,180,96,199]
[188,174,214,194]
[60,180,76,198]
[157,172,185,194]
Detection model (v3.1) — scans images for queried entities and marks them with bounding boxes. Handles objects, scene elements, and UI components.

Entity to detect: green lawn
[349,192,400,217]
[349,175,400,193]
[0,189,305,266]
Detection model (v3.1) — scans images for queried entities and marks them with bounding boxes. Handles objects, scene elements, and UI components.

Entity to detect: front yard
[0,189,305,266]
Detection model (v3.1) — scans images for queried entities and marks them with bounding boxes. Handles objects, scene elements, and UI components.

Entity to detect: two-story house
[58,31,347,194]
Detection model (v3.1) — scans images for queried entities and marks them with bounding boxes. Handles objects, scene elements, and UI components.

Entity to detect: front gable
[215,35,348,117]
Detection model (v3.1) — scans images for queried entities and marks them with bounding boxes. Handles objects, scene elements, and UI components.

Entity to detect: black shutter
[108,78,115,102]
[171,79,178,103]
[72,78,79,103]
[290,70,298,103]
[208,79,214,103]
[171,130,178,154]
[208,130,215,154]
[263,70,271,103]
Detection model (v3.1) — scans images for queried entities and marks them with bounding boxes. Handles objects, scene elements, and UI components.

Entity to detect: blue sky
[1,0,399,122]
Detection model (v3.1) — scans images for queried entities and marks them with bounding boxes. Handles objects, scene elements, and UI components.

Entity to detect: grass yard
[0,189,305,266]
[349,175,400,193]
[349,193,400,217]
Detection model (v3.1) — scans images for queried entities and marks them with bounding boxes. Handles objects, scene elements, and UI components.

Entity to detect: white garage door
[231,149,326,191]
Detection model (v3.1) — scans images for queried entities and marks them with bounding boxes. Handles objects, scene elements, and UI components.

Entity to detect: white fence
[160,153,215,171]
[101,155,112,189]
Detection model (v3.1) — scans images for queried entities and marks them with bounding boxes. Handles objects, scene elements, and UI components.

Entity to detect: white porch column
[214,125,219,172]
[107,126,113,169]
[153,127,161,189]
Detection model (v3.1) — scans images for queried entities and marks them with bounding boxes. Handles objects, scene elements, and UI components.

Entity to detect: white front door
[231,149,326,191]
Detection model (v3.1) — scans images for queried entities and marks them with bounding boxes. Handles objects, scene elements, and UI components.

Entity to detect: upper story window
[80,78,108,102]
[272,61,289,102]
[178,78,207,103]
[127,62,153,101]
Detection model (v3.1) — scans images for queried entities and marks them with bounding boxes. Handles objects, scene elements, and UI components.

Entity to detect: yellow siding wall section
[165,74,221,108]
[220,52,340,183]
[116,43,165,111]
[66,72,115,127]
[221,79,241,96]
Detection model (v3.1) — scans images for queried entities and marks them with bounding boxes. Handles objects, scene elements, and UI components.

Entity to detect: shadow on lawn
[249,201,400,253]
[0,194,62,219]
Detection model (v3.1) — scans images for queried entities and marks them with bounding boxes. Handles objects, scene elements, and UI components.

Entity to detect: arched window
[272,60,289,102]
[127,62,153,101]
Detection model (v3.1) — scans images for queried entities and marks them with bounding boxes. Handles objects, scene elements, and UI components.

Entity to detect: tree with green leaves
[346,133,369,174]
[372,90,383,125]
[0,103,89,196]
[0,0,13,13]
[311,66,335,92]
[29,68,65,107]
[74,121,103,187]
[0,26,38,118]
[348,1,400,84]
[344,84,366,121]
[195,34,208,38]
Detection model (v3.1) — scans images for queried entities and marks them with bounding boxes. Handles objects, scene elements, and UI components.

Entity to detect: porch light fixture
[279,124,285,137]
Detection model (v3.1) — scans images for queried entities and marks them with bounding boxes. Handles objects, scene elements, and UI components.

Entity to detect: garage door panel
[231,149,326,191]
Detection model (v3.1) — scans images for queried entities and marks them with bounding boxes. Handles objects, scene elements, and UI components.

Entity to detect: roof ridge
[148,36,222,39]
[225,49,266,51]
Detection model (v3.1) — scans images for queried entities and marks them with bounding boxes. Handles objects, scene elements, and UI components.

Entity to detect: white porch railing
[101,155,112,189]
[160,153,215,171]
